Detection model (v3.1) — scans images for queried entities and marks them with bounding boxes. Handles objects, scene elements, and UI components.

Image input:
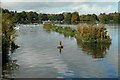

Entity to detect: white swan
[14,27,20,30]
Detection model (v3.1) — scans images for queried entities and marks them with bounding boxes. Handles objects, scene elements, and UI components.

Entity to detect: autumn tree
[71,12,80,24]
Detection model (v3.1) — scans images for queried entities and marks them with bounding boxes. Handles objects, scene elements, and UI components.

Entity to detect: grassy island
[76,24,112,43]
[43,22,111,43]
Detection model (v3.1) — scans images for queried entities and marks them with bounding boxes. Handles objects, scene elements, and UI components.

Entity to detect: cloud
[1,2,118,14]
[1,0,120,2]
[70,2,118,14]
[2,2,70,11]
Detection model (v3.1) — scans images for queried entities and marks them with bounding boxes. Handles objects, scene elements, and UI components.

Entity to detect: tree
[58,14,64,21]
[12,12,20,24]
[63,12,72,24]
[48,14,57,21]
[41,14,49,21]
[20,11,28,24]
[26,12,33,23]
[112,13,120,23]
[38,13,43,23]
[71,12,80,24]
[80,14,98,23]
[98,13,108,24]
[2,9,10,14]
[32,12,38,23]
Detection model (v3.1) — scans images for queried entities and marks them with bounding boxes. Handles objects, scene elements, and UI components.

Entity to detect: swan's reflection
[59,48,62,54]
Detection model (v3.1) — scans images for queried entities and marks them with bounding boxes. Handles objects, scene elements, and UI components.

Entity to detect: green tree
[12,12,20,24]
[112,13,120,23]
[63,12,72,24]
[32,12,39,23]
[38,13,43,23]
[48,14,57,21]
[98,13,108,24]
[80,14,98,23]
[42,14,49,21]
[20,11,28,24]
[2,9,10,14]
[58,14,64,21]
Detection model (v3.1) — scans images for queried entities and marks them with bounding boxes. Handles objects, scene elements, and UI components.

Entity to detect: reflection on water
[2,41,20,78]
[44,25,112,58]
[10,24,118,78]
[76,38,111,59]
[58,48,62,54]
[2,59,19,78]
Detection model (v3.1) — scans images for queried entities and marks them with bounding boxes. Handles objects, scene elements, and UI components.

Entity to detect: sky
[1,0,119,15]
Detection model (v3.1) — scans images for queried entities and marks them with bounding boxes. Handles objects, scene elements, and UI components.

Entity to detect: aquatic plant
[76,23,111,43]
[43,22,52,30]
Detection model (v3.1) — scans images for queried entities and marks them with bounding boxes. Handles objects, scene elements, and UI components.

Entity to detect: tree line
[2,8,120,25]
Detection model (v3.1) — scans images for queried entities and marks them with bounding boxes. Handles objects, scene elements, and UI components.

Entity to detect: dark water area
[10,24,118,78]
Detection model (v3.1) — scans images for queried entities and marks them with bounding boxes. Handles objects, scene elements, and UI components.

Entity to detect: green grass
[43,23,76,37]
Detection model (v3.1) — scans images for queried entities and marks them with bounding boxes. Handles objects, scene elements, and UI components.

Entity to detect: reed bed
[76,23,111,43]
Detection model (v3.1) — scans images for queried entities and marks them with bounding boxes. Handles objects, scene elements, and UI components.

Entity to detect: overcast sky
[1,0,119,15]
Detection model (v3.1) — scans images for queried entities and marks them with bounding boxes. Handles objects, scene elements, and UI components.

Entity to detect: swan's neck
[60,41,62,45]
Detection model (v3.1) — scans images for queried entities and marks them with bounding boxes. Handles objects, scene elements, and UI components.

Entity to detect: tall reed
[76,23,111,43]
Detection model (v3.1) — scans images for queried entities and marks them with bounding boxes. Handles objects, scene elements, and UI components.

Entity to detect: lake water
[11,24,118,78]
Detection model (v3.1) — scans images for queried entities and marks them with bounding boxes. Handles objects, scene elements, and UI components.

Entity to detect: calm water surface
[11,24,118,78]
